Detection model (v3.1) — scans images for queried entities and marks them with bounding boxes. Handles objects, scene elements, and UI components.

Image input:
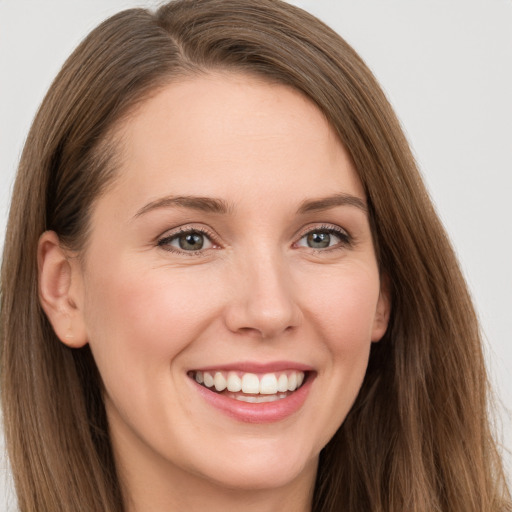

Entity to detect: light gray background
[1,0,511,509]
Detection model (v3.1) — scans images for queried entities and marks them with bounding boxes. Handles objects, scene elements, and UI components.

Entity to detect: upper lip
[191,361,314,373]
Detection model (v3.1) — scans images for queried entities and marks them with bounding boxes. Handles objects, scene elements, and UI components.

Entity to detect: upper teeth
[194,370,305,394]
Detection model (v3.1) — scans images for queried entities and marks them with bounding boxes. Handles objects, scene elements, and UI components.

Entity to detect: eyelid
[157,224,221,254]
[294,223,352,250]
[295,223,350,238]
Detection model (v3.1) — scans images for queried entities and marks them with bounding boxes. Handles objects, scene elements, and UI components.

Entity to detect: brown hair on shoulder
[1,1,510,510]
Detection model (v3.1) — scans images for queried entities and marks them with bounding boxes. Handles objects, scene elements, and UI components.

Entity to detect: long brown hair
[1,1,510,510]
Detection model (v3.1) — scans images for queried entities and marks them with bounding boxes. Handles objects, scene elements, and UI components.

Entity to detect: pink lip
[189,370,316,424]
[192,361,314,373]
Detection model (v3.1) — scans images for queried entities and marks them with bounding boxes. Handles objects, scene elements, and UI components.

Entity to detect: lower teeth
[227,392,289,403]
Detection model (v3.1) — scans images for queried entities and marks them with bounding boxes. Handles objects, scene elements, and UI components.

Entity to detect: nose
[224,250,302,339]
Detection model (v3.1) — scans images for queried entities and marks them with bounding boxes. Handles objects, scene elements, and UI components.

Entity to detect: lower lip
[191,375,315,424]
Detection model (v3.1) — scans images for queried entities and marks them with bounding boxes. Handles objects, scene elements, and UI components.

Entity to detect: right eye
[158,228,215,254]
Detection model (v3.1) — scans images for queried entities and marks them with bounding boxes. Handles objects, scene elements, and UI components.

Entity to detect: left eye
[296,229,346,249]
[159,230,214,252]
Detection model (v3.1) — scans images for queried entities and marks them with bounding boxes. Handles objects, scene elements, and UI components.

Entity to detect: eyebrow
[296,193,367,215]
[134,192,367,219]
[134,195,231,218]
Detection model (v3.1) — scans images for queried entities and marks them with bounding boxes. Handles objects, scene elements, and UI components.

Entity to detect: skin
[39,73,390,512]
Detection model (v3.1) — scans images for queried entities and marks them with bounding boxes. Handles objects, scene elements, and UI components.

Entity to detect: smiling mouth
[188,370,307,403]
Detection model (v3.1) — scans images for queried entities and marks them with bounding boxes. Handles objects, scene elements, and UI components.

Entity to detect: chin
[201,454,317,492]
[181,436,319,493]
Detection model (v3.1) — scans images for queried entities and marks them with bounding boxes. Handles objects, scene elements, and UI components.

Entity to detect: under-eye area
[188,370,310,403]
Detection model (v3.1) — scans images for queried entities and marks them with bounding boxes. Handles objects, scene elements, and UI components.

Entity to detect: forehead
[101,72,364,215]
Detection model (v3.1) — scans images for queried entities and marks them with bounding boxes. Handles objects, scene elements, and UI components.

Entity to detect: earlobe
[371,275,391,342]
[38,231,88,348]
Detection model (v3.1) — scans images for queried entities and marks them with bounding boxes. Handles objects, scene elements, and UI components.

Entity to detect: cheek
[82,264,222,380]
[292,264,380,448]
[299,263,381,348]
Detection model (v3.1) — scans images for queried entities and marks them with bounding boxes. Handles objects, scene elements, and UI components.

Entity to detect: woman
[1,0,510,511]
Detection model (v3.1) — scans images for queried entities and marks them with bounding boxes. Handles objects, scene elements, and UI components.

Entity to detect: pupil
[307,232,330,248]
[179,233,204,250]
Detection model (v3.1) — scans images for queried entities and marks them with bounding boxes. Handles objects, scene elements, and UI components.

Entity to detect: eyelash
[157,224,352,255]
[157,226,218,256]
[295,224,352,253]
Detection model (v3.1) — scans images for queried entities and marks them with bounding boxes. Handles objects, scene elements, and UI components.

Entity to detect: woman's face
[72,74,389,498]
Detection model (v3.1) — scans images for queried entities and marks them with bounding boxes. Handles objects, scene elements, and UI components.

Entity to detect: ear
[38,231,88,348]
[371,274,391,342]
